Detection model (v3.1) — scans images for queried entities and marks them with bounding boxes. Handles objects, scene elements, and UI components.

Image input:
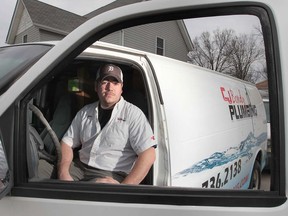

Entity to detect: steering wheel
[28,104,61,165]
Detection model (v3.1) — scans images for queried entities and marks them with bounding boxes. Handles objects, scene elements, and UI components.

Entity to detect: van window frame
[11,2,285,207]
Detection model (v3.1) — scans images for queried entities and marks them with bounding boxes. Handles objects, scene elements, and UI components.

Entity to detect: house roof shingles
[22,0,148,34]
[256,80,268,90]
[23,0,87,33]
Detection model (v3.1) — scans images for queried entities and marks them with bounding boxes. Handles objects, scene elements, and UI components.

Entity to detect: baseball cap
[96,64,123,83]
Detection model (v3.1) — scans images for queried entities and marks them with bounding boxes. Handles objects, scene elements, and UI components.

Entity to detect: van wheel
[249,160,261,189]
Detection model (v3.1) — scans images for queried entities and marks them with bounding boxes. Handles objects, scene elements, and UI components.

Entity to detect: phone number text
[202,159,242,188]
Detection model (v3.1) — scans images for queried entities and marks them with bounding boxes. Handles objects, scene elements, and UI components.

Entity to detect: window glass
[0,45,52,94]
[16,4,283,208]
[23,14,270,190]
[23,35,28,43]
[156,37,164,55]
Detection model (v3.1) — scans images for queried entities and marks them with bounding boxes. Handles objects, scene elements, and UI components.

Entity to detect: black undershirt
[98,105,113,129]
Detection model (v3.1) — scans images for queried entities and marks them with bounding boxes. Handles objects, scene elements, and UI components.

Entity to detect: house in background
[256,79,269,99]
[6,0,86,44]
[6,0,193,62]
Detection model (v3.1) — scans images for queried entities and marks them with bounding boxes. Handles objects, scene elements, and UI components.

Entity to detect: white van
[0,0,286,215]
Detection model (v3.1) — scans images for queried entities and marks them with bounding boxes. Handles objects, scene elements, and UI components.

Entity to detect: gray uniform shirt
[62,97,156,174]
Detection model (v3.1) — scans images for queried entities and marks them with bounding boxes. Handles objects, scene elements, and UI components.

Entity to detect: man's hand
[58,171,74,181]
[95,176,120,184]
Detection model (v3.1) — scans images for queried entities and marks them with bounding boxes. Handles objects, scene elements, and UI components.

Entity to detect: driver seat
[40,94,74,155]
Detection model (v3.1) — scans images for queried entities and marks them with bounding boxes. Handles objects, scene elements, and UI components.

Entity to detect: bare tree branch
[187,28,266,83]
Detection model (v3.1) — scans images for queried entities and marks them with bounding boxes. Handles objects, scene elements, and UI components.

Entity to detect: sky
[0,0,116,46]
[185,15,261,39]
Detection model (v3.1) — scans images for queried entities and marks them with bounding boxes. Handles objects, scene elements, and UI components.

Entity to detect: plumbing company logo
[220,87,257,121]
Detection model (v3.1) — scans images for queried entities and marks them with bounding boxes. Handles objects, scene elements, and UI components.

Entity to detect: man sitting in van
[58,64,156,184]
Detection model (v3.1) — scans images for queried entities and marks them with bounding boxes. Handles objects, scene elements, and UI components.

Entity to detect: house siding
[101,21,190,62]
[14,26,40,44]
[40,29,65,41]
[16,7,33,35]
[100,31,123,46]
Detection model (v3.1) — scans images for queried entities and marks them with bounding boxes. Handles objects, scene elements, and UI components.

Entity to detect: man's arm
[121,147,156,185]
[58,142,74,181]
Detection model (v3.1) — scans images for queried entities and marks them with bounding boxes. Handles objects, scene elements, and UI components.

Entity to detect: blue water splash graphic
[173,132,267,179]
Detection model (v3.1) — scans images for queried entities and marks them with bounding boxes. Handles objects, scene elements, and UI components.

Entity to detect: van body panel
[146,55,267,188]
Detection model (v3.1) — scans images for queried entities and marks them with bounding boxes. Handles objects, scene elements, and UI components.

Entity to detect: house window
[156,37,164,55]
[22,35,28,43]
